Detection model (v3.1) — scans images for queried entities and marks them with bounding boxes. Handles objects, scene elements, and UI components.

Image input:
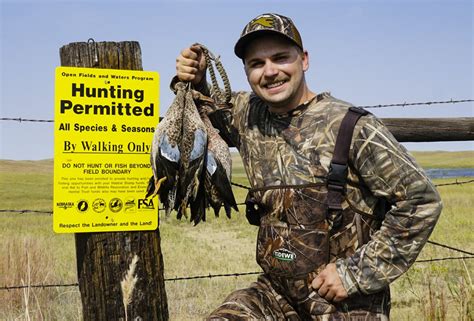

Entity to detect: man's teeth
[266,81,285,88]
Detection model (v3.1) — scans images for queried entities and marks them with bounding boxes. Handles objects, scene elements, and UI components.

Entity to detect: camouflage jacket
[207,90,442,298]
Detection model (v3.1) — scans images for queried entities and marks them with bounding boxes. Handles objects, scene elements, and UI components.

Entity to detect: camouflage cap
[234,13,303,59]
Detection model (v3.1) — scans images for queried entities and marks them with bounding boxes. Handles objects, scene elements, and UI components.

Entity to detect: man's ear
[302,50,309,72]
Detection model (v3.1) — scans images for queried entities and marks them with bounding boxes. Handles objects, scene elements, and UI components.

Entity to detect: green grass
[0,159,53,211]
[0,151,472,320]
[410,151,474,169]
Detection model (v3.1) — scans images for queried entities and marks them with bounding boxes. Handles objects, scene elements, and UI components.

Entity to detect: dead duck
[192,90,238,219]
[175,88,208,224]
[146,82,186,214]
[201,110,238,219]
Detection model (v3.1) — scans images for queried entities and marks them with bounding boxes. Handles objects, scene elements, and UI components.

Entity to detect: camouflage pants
[206,275,389,321]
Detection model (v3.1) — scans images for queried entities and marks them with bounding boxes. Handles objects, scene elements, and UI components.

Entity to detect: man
[175,13,442,320]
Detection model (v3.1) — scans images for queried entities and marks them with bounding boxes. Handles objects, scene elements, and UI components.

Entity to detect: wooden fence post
[60,41,168,321]
[381,117,474,142]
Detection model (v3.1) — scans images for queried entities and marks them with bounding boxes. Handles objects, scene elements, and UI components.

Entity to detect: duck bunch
[146,46,237,225]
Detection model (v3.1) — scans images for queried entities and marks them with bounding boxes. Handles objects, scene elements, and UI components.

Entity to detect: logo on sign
[109,198,123,213]
[77,200,89,213]
[138,198,154,209]
[56,201,74,210]
[272,248,297,262]
[124,198,136,212]
[92,198,106,213]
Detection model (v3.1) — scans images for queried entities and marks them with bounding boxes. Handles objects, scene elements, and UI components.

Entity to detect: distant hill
[0,159,54,173]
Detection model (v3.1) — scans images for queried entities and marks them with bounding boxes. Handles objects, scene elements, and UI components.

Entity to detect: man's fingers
[311,276,323,290]
[177,64,199,75]
[181,46,201,60]
[317,284,329,298]
[176,55,201,82]
[190,44,203,56]
[316,284,347,302]
[311,264,349,303]
[323,289,336,302]
[176,45,207,85]
[180,45,203,64]
[333,292,346,302]
[176,56,199,70]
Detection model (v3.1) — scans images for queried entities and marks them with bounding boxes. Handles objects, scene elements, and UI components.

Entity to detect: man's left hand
[311,263,348,302]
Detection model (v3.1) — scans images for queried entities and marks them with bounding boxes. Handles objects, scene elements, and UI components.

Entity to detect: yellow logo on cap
[250,16,274,29]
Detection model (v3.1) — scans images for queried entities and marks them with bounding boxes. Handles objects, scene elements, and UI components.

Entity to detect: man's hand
[176,44,207,86]
[311,263,348,302]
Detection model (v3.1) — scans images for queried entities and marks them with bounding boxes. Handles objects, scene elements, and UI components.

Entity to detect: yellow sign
[54,67,159,233]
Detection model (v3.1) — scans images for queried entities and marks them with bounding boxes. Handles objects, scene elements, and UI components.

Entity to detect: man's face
[243,34,309,113]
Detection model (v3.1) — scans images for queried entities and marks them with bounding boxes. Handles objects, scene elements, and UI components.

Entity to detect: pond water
[424,168,474,179]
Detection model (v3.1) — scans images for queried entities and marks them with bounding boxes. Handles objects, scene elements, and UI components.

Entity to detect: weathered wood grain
[381,117,474,142]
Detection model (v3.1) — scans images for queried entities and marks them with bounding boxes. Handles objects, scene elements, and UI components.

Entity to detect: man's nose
[263,61,278,77]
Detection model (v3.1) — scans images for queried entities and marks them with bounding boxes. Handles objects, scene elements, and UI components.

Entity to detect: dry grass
[0,236,81,320]
[0,152,472,320]
[121,255,139,321]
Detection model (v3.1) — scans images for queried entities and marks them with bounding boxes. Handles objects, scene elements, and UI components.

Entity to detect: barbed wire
[0,283,79,291]
[435,179,474,187]
[231,179,474,191]
[0,117,54,123]
[1,98,472,124]
[164,271,260,282]
[2,208,472,255]
[1,178,466,215]
[427,240,474,256]
[356,98,473,109]
[231,182,251,190]
[0,272,261,291]
[2,255,473,291]
[0,178,472,216]
[415,256,474,263]
[0,209,53,214]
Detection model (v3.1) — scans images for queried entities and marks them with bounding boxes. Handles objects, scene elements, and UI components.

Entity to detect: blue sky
[1,0,473,160]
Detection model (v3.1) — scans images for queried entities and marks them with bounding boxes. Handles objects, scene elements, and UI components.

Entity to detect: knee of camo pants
[206,280,299,321]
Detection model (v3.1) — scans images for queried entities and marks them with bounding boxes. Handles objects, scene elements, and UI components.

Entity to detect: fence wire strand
[2,255,473,291]
[427,240,474,256]
[0,209,53,214]
[231,179,474,191]
[356,98,473,109]
[1,98,473,124]
[0,179,472,215]
[435,179,474,187]
[0,117,54,123]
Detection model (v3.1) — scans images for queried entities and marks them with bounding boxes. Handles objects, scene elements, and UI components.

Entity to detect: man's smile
[264,80,286,89]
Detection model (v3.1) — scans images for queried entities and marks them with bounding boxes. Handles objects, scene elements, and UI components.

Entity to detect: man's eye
[274,56,288,63]
[250,62,264,68]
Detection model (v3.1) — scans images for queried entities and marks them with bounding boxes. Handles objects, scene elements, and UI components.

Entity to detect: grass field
[0,151,473,320]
